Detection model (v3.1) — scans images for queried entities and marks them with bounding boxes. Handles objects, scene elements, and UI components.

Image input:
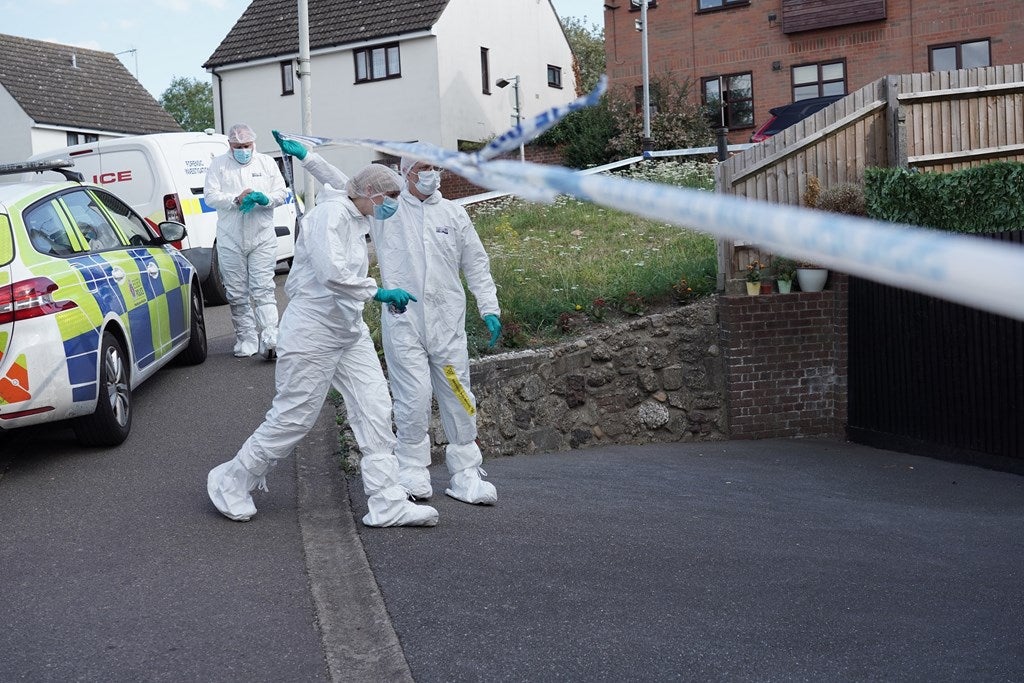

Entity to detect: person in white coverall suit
[203,123,287,360]
[274,131,501,506]
[207,163,438,528]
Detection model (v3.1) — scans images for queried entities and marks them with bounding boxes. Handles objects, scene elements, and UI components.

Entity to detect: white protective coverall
[204,149,287,358]
[207,166,438,527]
[294,152,500,504]
[374,177,500,504]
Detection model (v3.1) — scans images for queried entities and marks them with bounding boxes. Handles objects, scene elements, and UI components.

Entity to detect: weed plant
[363,160,717,355]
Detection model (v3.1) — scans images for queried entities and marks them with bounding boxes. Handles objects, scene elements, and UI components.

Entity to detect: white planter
[796,268,828,292]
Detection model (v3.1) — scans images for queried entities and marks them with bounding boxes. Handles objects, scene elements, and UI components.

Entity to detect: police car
[0,159,207,446]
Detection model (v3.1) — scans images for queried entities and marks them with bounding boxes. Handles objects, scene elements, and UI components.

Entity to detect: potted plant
[772,256,797,293]
[794,178,867,292]
[745,260,763,295]
[795,260,829,292]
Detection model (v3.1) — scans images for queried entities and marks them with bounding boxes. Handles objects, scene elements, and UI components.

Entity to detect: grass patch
[363,160,718,354]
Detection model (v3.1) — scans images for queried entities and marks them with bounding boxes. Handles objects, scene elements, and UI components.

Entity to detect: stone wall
[427,298,727,461]
[336,292,848,465]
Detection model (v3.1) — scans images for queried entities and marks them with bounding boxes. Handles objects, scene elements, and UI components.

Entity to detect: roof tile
[0,33,182,135]
[204,0,450,69]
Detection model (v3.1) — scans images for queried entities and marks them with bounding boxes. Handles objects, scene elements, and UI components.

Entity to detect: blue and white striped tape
[277,79,1024,321]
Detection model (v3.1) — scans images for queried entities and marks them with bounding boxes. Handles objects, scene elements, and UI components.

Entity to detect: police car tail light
[0,277,79,324]
[164,193,184,224]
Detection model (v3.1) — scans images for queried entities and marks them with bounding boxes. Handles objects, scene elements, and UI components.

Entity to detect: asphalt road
[0,274,381,682]
[3,273,1024,682]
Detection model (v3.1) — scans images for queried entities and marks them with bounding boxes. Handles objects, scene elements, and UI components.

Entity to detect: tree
[560,16,605,95]
[606,74,714,157]
[160,77,214,132]
[533,16,613,168]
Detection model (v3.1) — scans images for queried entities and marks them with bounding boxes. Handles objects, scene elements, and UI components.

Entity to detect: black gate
[847,231,1024,475]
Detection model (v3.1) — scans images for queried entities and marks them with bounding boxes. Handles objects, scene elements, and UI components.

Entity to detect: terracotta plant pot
[759,281,773,295]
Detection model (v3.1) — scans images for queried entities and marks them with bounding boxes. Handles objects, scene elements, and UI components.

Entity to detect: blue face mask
[373,196,399,220]
[232,147,253,165]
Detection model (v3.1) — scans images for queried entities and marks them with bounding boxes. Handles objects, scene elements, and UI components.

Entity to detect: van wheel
[73,332,132,447]
[203,247,229,306]
[177,281,208,365]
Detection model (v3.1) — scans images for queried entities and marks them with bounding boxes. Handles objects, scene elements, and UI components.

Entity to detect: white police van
[27,131,297,305]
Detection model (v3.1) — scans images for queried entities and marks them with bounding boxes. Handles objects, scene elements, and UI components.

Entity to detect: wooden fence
[715,62,1024,281]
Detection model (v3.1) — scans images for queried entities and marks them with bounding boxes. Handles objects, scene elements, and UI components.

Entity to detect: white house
[0,33,182,168]
[203,0,577,190]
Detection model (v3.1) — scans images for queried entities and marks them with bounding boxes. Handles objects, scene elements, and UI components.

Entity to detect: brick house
[603,0,1024,145]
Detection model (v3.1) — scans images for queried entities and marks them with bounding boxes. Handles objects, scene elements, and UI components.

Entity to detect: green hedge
[864,161,1024,234]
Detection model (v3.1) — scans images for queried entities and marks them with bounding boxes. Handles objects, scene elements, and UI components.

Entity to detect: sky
[2,0,603,100]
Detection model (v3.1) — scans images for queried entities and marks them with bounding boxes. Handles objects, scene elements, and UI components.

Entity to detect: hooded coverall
[208,181,436,527]
[371,187,500,500]
[204,151,287,357]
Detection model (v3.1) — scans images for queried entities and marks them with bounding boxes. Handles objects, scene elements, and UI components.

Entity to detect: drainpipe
[213,70,225,134]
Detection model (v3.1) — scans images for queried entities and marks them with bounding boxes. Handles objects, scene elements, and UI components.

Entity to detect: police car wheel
[177,281,208,366]
[72,332,132,447]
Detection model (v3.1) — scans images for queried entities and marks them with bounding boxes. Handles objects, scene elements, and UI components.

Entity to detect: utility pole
[297,0,315,209]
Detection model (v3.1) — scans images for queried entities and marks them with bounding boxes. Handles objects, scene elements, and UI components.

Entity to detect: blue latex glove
[249,191,270,206]
[273,130,307,160]
[483,314,502,347]
[239,194,257,214]
[374,288,417,311]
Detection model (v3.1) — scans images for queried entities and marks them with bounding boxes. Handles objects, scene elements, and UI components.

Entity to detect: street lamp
[496,75,525,162]
[634,0,654,151]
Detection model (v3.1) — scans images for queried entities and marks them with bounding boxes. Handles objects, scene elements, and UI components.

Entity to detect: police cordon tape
[279,78,1024,322]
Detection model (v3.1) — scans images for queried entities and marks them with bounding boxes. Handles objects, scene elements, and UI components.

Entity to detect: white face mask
[414,169,440,195]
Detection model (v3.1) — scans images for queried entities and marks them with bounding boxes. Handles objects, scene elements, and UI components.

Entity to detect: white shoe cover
[233,339,258,358]
[362,485,438,527]
[207,459,266,521]
[445,466,497,505]
[398,466,432,500]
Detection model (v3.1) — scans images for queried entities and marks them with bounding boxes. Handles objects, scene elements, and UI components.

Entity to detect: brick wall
[603,0,1024,145]
[719,274,848,439]
[441,144,567,200]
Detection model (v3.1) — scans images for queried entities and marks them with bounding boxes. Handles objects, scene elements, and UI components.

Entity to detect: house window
[281,61,294,95]
[930,39,990,72]
[354,43,401,83]
[697,0,748,11]
[792,60,846,101]
[702,73,753,128]
[481,47,490,95]
[634,84,661,116]
[547,65,562,89]
[65,132,98,146]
